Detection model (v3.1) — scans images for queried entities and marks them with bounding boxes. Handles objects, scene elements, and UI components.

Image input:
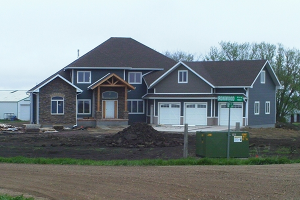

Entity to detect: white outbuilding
[0,90,30,121]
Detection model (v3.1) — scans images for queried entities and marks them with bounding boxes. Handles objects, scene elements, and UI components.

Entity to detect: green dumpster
[196,131,249,158]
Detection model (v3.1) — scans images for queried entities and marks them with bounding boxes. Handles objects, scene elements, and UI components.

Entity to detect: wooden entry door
[103,100,118,119]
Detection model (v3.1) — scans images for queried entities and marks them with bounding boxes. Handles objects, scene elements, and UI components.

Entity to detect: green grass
[0,194,33,200]
[275,147,291,154]
[0,156,299,166]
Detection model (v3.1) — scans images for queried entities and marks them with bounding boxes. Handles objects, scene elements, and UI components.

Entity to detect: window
[77,71,91,83]
[128,72,142,84]
[265,101,270,114]
[78,99,91,114]
[127,100,144,113]
[254,101,260,115]
[51,97,64,114]
[102,91,118,99]
[178,70,188,83]
[260,70,265,84]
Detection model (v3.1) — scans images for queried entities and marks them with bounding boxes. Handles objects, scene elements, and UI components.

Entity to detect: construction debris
[0,124,22,132]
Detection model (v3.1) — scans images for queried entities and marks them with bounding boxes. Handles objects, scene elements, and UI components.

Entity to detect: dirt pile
[275,122,300,131]
[106,123,183,148]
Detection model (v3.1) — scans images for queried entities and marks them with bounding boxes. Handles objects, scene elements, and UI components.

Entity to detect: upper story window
[260,70,265,84]
[77,71,91,83]
[51,96,64,114]
[178,70,188,83]
[128,72,142,84]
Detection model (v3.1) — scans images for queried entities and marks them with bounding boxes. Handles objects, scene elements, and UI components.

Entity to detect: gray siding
[216,88,245,94]
[248,68,276,127]
[155,65,212,93]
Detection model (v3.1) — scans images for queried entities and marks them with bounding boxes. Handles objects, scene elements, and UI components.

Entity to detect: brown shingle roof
[183,60,268,87]
[65,37,176,69]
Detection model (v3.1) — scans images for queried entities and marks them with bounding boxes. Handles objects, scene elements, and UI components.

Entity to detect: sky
[1,0,300,90]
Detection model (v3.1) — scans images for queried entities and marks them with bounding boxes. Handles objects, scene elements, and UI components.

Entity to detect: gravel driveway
[1,163,300,200]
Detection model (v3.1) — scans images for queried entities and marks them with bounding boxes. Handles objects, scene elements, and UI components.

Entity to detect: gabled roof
[28,74,83,93]
[148,60,281,88]
[64,37,176,70]
[0,90,29,102]
[88,73,135,90]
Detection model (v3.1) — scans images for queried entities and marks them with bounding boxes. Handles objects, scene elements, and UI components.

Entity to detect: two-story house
[28,37,281,128]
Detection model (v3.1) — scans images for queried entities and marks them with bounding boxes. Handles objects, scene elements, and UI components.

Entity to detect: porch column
[123,86,128,119]
[96,86,102,119]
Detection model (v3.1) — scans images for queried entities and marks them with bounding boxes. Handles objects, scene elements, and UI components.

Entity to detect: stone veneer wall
[94,87,126,119]
[39,77,77,126]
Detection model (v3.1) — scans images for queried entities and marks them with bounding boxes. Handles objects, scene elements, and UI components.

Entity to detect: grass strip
[0,156,300,166]
[0,194,33,200]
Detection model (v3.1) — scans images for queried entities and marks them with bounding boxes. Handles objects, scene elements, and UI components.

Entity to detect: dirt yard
[0,122,300,160]
[1,122,300,199]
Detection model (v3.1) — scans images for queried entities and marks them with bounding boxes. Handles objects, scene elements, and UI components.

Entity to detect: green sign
[218,95,244,102]
[226,102,233,108]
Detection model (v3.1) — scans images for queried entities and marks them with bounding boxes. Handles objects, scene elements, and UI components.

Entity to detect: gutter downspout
[244,88,249,126]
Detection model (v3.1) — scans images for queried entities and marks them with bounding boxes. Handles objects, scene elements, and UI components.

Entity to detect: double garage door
[159,103,207,125]
[219,103,243,126]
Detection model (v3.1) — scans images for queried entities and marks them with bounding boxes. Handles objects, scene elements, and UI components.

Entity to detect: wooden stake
[183,123,188,158]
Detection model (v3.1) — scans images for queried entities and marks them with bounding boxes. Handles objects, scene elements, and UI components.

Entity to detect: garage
[19,104,30,121]
[219,103,243,126]
[159,103,180,124]
[185,103,207,125]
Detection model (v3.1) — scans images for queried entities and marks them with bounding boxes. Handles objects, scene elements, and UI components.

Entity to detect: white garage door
[19,104,30,121]
[219,103,243,126]
[159,103,180,124]
[185,103,207,125]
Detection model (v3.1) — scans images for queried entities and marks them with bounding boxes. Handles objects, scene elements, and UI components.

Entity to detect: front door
[103,100,117,119]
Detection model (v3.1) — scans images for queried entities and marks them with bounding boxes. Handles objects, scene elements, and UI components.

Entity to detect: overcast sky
[1,0,300,90]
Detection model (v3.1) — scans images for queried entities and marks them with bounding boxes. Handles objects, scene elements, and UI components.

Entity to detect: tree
[203,41,300,122]
[164,50,196,62]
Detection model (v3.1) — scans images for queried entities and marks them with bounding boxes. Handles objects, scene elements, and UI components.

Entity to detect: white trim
[77,71,91,84]
[265,101,270,114]
[64,66,163,71]
[260,70,266,84]
[87,73,111,89]
[251,60,281,88]
[77,99,92,115]
[245,88,249,126]
[158,102,181,125]
[127,99,144,114]
[36,93,39,124]
[184,102,207,125]
[145,97,215,99]
[149,61,215,88]
[51,96,64,115]
[102,100,118,119]
[178,70,188,83]
[254,101,260,115]
[128,72,142,84]
[210,99,213,117]
[214,86,251,88]
[218,102,243,126]
[154,92,215,95]
[30,74,83,93]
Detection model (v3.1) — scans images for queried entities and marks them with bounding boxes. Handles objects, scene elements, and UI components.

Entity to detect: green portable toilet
[196,131,249,158]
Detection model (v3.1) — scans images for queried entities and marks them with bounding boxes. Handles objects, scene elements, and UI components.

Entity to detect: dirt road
[1,163,300,200]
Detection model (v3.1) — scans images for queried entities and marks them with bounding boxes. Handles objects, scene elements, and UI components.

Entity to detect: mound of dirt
[275,122,300,131]
[106,123,182,148]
